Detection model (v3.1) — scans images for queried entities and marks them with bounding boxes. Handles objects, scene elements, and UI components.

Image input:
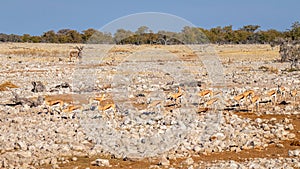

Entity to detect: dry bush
[258,65,278,74]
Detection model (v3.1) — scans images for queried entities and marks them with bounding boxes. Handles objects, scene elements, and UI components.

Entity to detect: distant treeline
[1,22,300,45]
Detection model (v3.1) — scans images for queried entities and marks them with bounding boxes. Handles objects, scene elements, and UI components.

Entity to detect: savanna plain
[0,43,299,169]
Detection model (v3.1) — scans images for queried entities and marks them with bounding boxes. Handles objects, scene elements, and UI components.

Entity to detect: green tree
[22,34,31,42]
[135,26,150,34]
[157,30,181,44]
[41,30,58,43]
[114,29,133,44]
[82,28,98,42]
[181,26,208,44]
[208,26,225,44]
[240,25,260,33]
[87,31,113,44]
[256,29,283,44]
[7,34,22,42]
[57,29,71,43]
[30,36,42,43]
[0,33,9,42]
[222,25,235,43]
[57,29,82,43]
[67,30,83,43]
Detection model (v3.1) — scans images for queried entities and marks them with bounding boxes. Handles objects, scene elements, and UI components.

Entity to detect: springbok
[45,99,64,113]
[291,89,298,105]
[198,89,213,101]
[267,89,277,105]
[204,97,219,111]
[242,90,255,102]
[167,86,184,106]
[233,94,245,109]
[62,104,83,113]
[277,85,286,101]
[88,94,106,105]
[69,46,84,61]
[89,94,117,118]
[250,95,260,112]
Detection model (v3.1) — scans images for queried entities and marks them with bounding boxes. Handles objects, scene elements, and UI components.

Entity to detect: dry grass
[0,43,280,63]
[109,47,133,53]
[0,43,85,62]
[0,43,72,57]
[216,44,280,62]
[2,47,60,57]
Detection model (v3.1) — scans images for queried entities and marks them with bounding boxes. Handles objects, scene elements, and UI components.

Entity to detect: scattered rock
[229,161,239,169]
[91,159,110,167]
[15,141,27,150]
[288,149,300,157]
[285,105,293,111]
[291,140,300,146]
[52,164,60,169]
[193,145,202,153]
[287,133,296,139]
[159,156,170,166]
[285,124,294,130]
[71,157,78,161]
[16,151,32,158]
[182,157,194,166]
[255,118,262,123]
[276,144,284,148]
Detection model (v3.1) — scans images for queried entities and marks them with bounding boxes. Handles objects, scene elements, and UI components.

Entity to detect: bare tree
[279,40,300,69]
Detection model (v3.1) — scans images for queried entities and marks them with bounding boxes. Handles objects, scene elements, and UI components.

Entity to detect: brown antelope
[98,102,116,111]
[291,89,298,105]
[62,104,83,113]
[198,90,213,101]
[88,94,105,105]
[45,99,64,112]
[89,94,117,118]
[98,100,116,119]
[233,94,245,109]
[167,86,184,105]
[242,90,254,102]
[204,97,219,110]
[69,46,84,61]
[277,85,286,101]
[250,95,260,112]
[147,100,164,109]
[267,89,277,105]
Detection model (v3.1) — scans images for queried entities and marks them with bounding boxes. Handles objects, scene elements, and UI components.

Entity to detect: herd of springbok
[198,85,298,112]
[33,46,297,118]
[42,83,299,120]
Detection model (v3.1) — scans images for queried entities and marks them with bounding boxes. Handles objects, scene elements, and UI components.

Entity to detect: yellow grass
[215,44,280,61]
[0,43,280,62]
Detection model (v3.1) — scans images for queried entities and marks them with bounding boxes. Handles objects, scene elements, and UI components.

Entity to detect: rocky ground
[0,43,299,169]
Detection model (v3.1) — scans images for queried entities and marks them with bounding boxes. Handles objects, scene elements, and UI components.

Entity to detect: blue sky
[1,0,299,35]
